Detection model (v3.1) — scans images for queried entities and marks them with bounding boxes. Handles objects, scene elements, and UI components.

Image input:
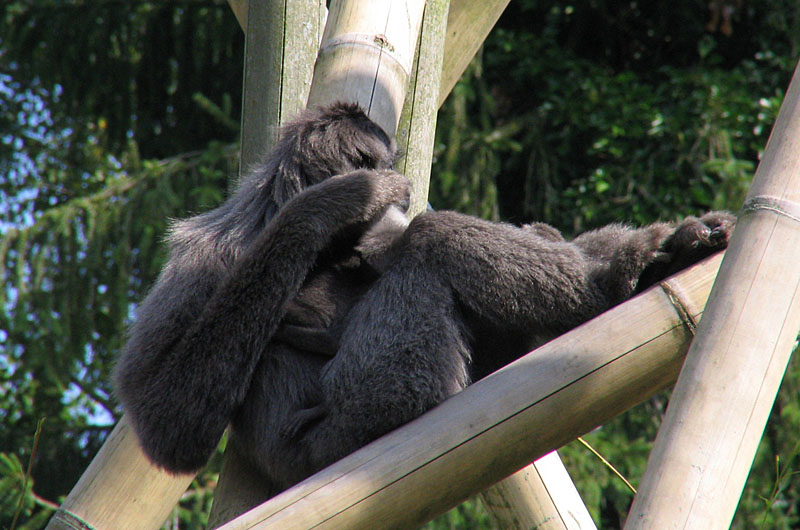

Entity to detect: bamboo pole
[227,0,511,106]
[625,60,800,530]
[44,416,194,530]
[213,253,724,530]
[305,0,426,136]
[480,452,597,530]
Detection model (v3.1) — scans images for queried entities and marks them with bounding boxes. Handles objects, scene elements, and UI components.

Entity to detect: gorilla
[114,103,410,478]
[113,102,734,498]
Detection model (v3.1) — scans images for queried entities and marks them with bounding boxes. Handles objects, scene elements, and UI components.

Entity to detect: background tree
[1,0,798,528]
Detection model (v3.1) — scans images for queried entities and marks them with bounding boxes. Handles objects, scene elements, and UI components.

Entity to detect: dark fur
[281,210,734,472]
[113,102,408,474]
[114,101,735,497]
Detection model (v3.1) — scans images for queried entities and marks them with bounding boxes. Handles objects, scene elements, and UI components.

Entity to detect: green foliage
[2,0,243,159]
[1,3,241,516]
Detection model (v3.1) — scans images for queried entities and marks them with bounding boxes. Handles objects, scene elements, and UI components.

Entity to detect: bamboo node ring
[741,195,800,224]
[318,33,412,73]
[50,508,96,530]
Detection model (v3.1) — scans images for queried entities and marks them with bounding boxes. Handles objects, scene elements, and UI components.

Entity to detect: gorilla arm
[388,209,735,351]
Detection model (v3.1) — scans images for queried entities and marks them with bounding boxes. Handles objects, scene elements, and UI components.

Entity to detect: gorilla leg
[303,264,471,471]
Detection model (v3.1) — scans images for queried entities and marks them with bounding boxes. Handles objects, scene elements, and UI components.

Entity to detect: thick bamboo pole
[214,254,724,530]
[305,0,425,136]
[480,452,597,530]
[227,0,511,106]
[625,61,800,530]
[44,416,194,530]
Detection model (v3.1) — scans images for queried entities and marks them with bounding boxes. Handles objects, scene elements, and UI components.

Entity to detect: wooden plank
[226,0,246,29]
[395,0,449,215]
[238,0,324,172]
[213,254,723,530]
[439,0,510,105]
[625,59,800,530]
[207,1,326,526]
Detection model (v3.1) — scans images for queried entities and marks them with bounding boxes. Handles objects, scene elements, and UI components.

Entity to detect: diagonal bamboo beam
[480,451,597,529]
[625,59,800,530]
[44,416,194,530]
[438,0,510,105]
[214,253,724,530]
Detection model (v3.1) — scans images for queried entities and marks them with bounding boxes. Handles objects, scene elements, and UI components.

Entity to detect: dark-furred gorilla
[113,102,734,497]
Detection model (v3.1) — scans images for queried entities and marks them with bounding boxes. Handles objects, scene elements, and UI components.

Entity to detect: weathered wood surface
[227,0,513,106]
[480,451,597,530]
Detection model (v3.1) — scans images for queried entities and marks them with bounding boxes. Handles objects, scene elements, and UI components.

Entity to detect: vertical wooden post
[207,1,325,527]
[394,0,449,216]
[626,59,800,529]
[238,0,325,172]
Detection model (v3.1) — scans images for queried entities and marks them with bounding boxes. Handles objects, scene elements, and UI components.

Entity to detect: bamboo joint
[740,195,800,224]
